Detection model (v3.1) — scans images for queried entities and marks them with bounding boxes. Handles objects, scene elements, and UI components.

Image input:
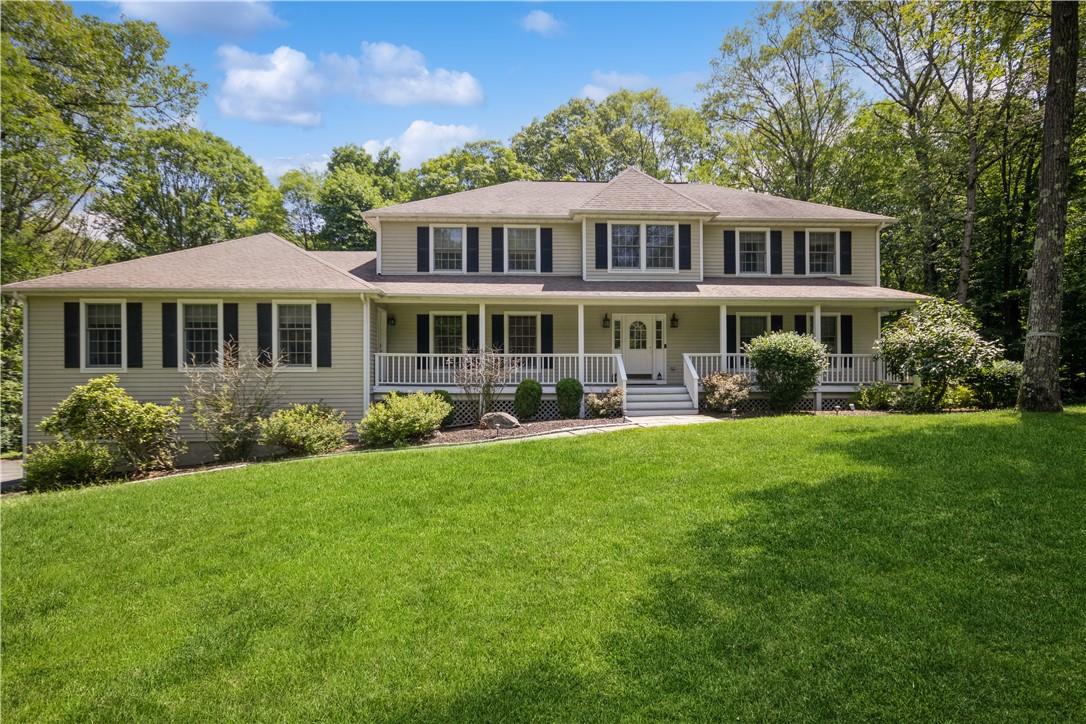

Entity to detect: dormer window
[608,222,678,271]
[738,230,768,275]
[431,226,465,272]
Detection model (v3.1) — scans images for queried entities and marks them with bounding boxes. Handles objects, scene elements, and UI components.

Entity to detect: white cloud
[117,1,284,35]
[364,120,479,169]
[582,70,652,101]
[216,45,325,126]
[258,153,330,184]
[325,41,483,106]
[521,9,562,37]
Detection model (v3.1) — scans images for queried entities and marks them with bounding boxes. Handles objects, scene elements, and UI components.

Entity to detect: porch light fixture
[387,315,396,326]
[670,313,679,328]
[602,313,611,328]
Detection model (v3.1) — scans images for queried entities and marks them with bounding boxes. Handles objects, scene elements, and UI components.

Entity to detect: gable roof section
[573,167,715,215]
[362,181,603,219]
[679,184,893,222]
[4,233,375,293]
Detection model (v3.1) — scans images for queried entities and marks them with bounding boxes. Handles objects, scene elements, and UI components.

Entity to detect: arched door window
[628,320,648,349]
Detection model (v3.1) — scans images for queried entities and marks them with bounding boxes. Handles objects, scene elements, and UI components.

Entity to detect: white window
[505,227,539,272]
[611,224,641,269]
[431,226,465,272]
[431,313,465,354]
[738,230,768,274]
[738,315,769,349]
[646,224,675,269]
[806,314,840,353]
[807,230,838,275]
[608,222,680,272]
[83,301,125,370]
[628,320,648,350]
[178,301,222,368]
[506,314,539,355]
[275,302,315,368]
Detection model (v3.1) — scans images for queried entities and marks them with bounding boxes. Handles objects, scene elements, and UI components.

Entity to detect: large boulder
[479,411,521,430]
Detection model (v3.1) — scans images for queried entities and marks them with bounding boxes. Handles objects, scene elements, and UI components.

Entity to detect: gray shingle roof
[365,167,895,222]
[4,234,375,293]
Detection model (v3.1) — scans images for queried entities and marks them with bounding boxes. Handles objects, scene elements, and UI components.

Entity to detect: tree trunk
[1019,2,1078,411]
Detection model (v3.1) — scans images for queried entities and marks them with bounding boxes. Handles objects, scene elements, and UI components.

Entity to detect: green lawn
[3,410,1085,722]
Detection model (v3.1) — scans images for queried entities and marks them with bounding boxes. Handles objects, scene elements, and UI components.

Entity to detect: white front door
[619,314,664,381]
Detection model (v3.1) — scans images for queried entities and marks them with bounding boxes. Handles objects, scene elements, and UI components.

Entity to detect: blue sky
[73,2,760,180]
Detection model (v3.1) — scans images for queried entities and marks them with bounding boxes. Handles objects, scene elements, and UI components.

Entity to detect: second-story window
[739,230,768,274]
[432,227,464,271]
[646,224,675,269]
[506,227,538,272]
[808,231,838,274]
[611,224,641,269]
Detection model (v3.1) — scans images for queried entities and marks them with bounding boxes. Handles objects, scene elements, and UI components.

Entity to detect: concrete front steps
[624,385,698,417]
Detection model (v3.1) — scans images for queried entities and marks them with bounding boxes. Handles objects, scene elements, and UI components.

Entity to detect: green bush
[701,372,751,412]
[24,439,113,492]
[261,403,350,456]
[39,375,184,473]
[966,359,1023,409]
[585,387,624,418]
[359,392,452,447]
[556,378,583,418]
[513,379,543,420]
[943,384,978,409]
[745,332,828,412]
[432,390,457,427]
[854,382,899,411]
[894,385,941,413]
[1,378,22,454]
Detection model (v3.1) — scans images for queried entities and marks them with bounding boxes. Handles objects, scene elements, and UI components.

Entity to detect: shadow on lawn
[388,414,1085,723]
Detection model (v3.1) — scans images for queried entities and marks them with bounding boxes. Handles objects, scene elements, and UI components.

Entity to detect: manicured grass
[3,410,1085,722]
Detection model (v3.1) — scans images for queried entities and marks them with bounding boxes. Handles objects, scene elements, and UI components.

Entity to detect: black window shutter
[540,228,553,273]
[223,303,239,355]
[771,314,783,332]
[257,303,272,366]
[841,314,854,354]
[594,223,608,269]
[794,314,807,335]
[726,314,737,353]
[466,314,479,351]
[491,313,504,351]
[491,227,504,272]
[161,302,177,368]
[64,302,80,368]
[724,230,736,275]
[794,231,806,275]
[679,224,692,270]
[840,231,852,275]
[466,227,479,272]
[416,226,429,272]
[770,230,783,275]
[126,303,143,368]
[316,303,332,367]
[541,314,554,368]
[416,313,429,369]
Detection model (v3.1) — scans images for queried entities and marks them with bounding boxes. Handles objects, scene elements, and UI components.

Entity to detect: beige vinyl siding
[582,217,703,282]
[703,224,880,285]
[25,294,366,445]
[379,220,581,276]
[380,303,579,354]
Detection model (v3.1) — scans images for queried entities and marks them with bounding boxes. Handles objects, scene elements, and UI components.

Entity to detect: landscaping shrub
[1,378,22,454]
[556,378,583,418]
[744,332,828,412]
[877,299,1001,410]
[701,372,751,412]
[359,392,452,447]
[185,344,279,461]
[585,387,624,418]
[39,374,184,473]
[943,384,978,409]
[966,359,1023,409]
[432,389,457,427]
[514,379,543,420]
[24,439,113,492]
[894,384,941,413]
[261,403,350,456]
[854,382,899,411]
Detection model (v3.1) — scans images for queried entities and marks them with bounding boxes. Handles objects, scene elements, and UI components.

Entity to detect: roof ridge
[628,167,715,212]
[266,233,375,290]
[579,166,715,212]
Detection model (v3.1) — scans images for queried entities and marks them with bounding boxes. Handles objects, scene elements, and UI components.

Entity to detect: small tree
[745,332,828,411]
[39,375,184,473]
[876,299,1001,410]
[452,347,521,421]
[701,372,751,412]
[185,344,280,461]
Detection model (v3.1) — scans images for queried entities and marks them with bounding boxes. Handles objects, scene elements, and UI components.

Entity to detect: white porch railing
[615,355,628,416]
[374,353,624,388]
[684,353,905,387]
[683,354,700,412]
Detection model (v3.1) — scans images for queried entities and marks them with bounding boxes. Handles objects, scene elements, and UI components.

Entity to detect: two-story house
[6,168,924,452]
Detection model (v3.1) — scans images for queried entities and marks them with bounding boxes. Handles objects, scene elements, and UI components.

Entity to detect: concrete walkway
[1,458,24,492]
[625,414,720,428]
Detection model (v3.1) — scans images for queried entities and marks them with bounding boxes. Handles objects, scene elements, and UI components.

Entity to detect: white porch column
[478,302,486,351]
[813,303,822,411]
[362,295,371,415]
[577,303,585,381]
[719,304,727,358]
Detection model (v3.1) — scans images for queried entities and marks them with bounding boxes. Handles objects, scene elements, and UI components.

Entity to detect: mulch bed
[425,417,626,445]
